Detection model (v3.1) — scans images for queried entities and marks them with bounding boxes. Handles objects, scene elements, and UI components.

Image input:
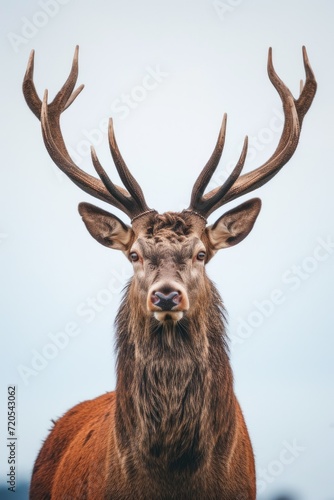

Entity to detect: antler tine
[23,47,153,220]
[64,84,85,110]
[187,117,248,217]
[300,79,304,94]
[189,113,227,210]
[90,146,136,213]
[296,46,317,122]
[51,45,82,112]
[198,136,248,216]
[23,46,84,120]
[189,47,317,216]
[23,50,41,119]
[108,118,150,214]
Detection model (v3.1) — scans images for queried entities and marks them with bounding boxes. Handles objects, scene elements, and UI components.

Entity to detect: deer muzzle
[147,282,189,322]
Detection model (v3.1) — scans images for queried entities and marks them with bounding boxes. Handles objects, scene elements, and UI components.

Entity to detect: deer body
[31,212,256,499]
[23,47,316,499]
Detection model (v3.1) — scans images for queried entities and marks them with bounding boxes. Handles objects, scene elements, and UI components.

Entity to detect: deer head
[23,46,316,324]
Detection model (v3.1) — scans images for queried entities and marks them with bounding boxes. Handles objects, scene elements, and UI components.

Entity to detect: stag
[23,47,316,499]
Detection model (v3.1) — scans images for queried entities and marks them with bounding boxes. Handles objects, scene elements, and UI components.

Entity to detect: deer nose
[151,291,181,311]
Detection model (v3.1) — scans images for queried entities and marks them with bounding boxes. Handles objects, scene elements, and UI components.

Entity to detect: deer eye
[197,251,206,261]
[129,252,139,262]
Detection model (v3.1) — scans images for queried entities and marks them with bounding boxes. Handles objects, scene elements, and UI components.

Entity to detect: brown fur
[30,212,256,499]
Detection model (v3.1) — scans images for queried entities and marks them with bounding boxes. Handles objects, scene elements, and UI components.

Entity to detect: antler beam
[23,46,152,219]
[188,46,317,218]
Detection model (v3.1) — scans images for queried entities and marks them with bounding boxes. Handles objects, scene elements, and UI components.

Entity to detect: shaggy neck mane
[114,279,236,482]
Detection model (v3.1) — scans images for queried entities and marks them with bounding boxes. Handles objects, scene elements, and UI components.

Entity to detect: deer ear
[206,198,261,250]
[78,203,133,251]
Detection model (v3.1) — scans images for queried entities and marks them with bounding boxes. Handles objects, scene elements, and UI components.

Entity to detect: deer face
[78,199,261,323]
[128,216,206,323]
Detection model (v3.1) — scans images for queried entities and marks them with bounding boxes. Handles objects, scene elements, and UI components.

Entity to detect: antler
[188,46,317,218]
[23,46,152,220]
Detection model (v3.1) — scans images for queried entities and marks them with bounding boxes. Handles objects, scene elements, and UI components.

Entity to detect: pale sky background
[1,1,333,498]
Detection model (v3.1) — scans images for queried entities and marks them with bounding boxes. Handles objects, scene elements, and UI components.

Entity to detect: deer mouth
[153,311,184,323]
